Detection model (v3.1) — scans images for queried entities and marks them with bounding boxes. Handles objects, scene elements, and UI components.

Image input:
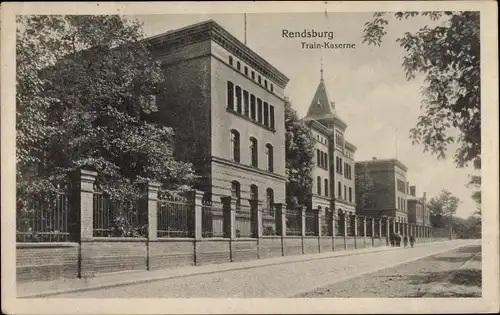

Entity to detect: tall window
[317,176,322,195]
[317,149,321,165]
[264,80,268,89]
[250,185,258,201]
[235,86,242,113]
[349,187,352,202]
[236,61,241,71]
[344,185,347,200]
[263,102,269,126]
[258,75,261,84]
[270,84,274,92]
[230,129,240,162]
[270,105,275,129]
[338,182,342,198]
[229,56,233,66]
[257,99,263,123]
[266,144,273,172]
[324,179,329,197]
[243,90,249,116]
[339,158,343,174]
[231,181,241,208]
[250,95,256,120]
[266,188,274,211]
[244,66,248,76]
[250,137,258,167]
[251,71,255,80]
[227,81,234,109]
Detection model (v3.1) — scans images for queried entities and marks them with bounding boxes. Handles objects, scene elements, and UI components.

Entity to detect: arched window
[349,187,352,202]
[250,137,258,167]
[266,144,273,172]
[227,81,234,109]
[250,184,258,201]
[230,130,240,162]
[324,179,329,197]
[231,181,241,208]
[338,182,342,198]
[317,176,322,195]
[266,188,274,211]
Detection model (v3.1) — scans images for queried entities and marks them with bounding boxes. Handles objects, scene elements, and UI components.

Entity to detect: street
[49,240,480,298]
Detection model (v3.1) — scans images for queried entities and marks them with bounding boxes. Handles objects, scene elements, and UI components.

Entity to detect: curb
[18,240,460,298]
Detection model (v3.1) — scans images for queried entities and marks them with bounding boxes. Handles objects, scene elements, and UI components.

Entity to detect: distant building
[302,67,357,217]
[147,20,290,208]
[407,186,431,227]
[354,158,409,230]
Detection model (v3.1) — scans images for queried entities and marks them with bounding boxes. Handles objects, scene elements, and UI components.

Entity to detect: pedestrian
[396,234,401,247]
[390,234,395,247]
[403,235,408,248]
[409,235,415,248]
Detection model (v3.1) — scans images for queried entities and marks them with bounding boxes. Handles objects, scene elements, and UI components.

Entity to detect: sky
[131,12,478,218]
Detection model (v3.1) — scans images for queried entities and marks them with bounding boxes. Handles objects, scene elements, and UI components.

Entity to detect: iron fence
[322,210,333,236]
[262,206,278,236]
[16,182,72,242]
[305,211,318,236]
[235,204,253,238]
[201,199,225,237]
[157,193,193,238]
[93,184,145,237]
[286,208,302,236]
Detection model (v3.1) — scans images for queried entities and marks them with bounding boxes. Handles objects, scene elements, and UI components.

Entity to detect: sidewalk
[18,240,458,298]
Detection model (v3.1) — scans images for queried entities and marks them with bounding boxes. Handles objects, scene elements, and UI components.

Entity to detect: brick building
[302,67,357,221]
[147,20,289,208]
[355,158,409,235]
[407,185,431,228]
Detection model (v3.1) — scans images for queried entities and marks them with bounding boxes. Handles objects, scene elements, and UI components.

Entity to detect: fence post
[343,212,347,250]
[385,217,390,246]
[353,214,358,249]
[274,203,285,256]
[371,217,376,246]
[221,196,235,262]
[362,216,367,248]
[301,206,306,254]
[145,182,160,271]
[249,199,262,238]
[192,190,204,241]
[316,206,322,252]
[330,209,336,251]
[77,169,97,278]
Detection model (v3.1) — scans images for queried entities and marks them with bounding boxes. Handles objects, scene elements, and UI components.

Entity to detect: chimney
[410,186,416,197]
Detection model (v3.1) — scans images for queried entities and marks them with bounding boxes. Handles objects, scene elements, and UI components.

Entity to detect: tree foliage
[452,215,481,239]
[362,12,480,170]
[284,99,315,209]
[427,189,461,227]
[16,16,196,224]
[355,162,375,211]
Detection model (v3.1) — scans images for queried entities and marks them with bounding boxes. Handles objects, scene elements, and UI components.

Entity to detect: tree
[355,162,375,211]
[284,98,315,209]
[427,190,461,227]
[362,12,480,170]
[17,16,196,235]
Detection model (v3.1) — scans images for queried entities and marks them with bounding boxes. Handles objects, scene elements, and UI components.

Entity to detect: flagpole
[244,13,247,45]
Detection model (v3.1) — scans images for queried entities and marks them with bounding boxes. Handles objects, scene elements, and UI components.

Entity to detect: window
[397,179,406,193]
[344,185,347,200]
[250,185,258,201]
[250,137,258,167]
[398,197,400,209]
[349,187,352,202]
[230,130,240,162]
[236,61,241,71]
[229,56,233,66]
[263,102,269,126]
[266,188,274,212]
[258,75,262,84]
[257,99,263,123]
[324,179,329,197]
[317,149,321,165]
[235,86,242,113]
[339,158,343,174]
[227,81,234,109]
[251,71,255,80]
[264,80,268,89]
[244,66,248,76]
[270,105,275,129]
[324,152,328,169]
[317,176,322,195]
[338,182,342,198]
[266,144,273,172]
[231,181,241,208]
[250,95,256,120]
[243,90,249,116]
[271,84,274,92]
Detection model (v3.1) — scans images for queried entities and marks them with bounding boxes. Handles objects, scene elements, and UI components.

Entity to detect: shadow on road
[407,269,482,287]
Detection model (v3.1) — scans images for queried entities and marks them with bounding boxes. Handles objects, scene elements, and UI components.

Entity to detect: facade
[303,68,357,219]
[355,158,409,234]
[407,186,431,227]
[147,20,289,208]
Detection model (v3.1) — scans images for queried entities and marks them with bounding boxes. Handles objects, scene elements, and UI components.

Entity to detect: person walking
[403,235,408,248]
[409,234,415,248]
[390,234,395,247]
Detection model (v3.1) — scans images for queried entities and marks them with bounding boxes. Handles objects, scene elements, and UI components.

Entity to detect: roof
[147,19,290,88]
